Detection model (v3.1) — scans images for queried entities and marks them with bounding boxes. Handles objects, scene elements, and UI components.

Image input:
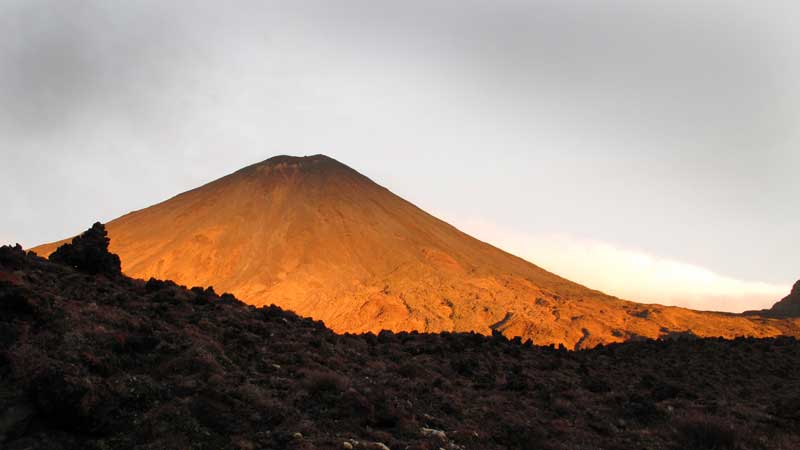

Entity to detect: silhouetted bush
[673,414,738,450]
[0,244,26,270]
[396,361,423,379]
[621,394,661,424]
[145,278,175,292]
[31,367,105,433]
[492,421,548,450]
[366,389,403,429]
[112,334,161,354]
[303,369,348,397]
[219,293,238,305]
[49,222,121,276]
[770,395,800,419]
[0,283,35,317]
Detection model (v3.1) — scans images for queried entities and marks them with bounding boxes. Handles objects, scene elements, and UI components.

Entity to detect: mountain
[746,280,800,318]
[3,240,800,450]
[769,281,800,316]
[32,155,800,348]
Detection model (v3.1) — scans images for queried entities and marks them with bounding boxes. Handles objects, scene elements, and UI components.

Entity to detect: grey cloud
[0,0,798,288]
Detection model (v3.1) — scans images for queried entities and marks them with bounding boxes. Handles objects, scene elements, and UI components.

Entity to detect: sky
[1,0,798,312]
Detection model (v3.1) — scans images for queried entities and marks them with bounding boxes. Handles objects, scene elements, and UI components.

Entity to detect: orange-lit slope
[34,155,800,348]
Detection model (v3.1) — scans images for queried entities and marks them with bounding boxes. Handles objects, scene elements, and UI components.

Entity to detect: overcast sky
[1,0,798,311]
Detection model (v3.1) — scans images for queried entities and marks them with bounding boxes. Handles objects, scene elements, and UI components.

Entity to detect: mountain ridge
[32,155,800,348]
[746,280,800,318]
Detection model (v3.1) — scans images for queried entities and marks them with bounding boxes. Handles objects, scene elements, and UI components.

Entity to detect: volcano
[33,155,800,348]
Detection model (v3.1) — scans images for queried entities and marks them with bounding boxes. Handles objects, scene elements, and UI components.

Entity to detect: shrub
[0,282,35,317]
[145,278,175,292]
[303,369,348,397]
[492,420,548,450]
[673,413,738,450]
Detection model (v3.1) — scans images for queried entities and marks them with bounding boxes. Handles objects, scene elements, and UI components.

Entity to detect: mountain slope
[746,280,800,318]
[33,155,800,347]
[769,281,800,316]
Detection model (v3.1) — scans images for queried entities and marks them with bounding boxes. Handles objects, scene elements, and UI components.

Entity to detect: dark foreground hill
[4,229,800,450]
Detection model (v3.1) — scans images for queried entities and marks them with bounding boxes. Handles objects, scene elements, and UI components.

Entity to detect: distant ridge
[746,280,800,318]
[33,155,800,348]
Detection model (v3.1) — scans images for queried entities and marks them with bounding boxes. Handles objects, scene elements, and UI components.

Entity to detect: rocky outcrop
[769,280,800,317]
[48,222,121,276]
[745,280,800,318]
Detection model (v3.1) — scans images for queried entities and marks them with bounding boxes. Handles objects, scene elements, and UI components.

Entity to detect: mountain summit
[33,155,800,347]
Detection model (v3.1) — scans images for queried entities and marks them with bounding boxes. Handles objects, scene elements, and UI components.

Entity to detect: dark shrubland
[672,413,739,450]
[0,238,799,450]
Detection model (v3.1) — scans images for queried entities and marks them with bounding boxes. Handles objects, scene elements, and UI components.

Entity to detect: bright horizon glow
[451,217,789,313]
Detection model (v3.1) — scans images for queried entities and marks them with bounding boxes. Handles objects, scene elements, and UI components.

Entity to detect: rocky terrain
[746,281,800,318]
[32,155,800,348]
[4,225,800,449]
